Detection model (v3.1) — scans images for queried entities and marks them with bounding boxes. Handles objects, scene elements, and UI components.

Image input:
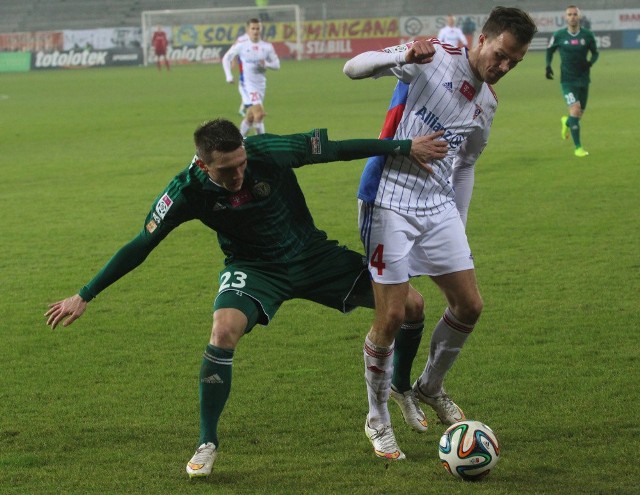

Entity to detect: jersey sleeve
[587,32,599,65]
[264,44,280,70]
[545,31,560,65]
[246,129,412,169]
[78,187,195,302]
[451,122,491,227]
[343,46,409,80]
[222,44,239,81]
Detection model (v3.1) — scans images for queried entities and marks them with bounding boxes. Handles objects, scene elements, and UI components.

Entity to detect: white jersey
[437,26,468,47]
[222,39,280,94]
[344,40,496,217]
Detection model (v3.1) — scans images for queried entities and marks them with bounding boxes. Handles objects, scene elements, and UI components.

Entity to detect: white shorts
[240,81,265,106]
[358,200,474,283]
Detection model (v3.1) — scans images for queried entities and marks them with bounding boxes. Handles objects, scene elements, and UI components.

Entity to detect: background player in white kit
[223,18,280,136]
[344,6,537,460]
[437,14,468,48]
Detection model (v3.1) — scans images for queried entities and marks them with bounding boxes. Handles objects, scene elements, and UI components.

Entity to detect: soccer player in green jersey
[546,5,599,158]
[45,118,448,478]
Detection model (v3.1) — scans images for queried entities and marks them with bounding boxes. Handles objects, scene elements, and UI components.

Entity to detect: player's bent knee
[405,288,425,320]
[462,297,483,324]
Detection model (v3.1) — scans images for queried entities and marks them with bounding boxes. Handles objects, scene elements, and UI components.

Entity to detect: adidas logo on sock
[201,374,223,384]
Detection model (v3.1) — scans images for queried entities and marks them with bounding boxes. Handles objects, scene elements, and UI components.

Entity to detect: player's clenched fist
[405,40,436,64]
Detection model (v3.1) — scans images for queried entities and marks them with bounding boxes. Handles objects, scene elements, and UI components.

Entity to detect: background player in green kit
[45,119,448,478]
[546,5,599,158]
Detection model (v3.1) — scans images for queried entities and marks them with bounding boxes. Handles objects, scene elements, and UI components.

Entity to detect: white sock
[240,119,251,137]
[253,121,265,134]
[417,308,473,396]
[363,335,393,428]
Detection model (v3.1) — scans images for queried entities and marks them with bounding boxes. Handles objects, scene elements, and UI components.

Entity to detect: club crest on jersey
[442,81,454,93]
[251,181,271,199]
[146,219,157,233]
[155,193,173,219]
[459,81,476,101]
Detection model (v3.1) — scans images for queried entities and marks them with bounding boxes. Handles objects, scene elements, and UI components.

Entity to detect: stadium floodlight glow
[141,4,304,66]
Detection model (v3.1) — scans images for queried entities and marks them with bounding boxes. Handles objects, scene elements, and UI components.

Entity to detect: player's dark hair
[482,6,538,45]
[194,119,244,164]
[247,18,261,25]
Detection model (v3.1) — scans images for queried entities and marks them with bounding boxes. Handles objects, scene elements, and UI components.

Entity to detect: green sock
[392,320,424,392]
[566,116,582,148]
[199,344,234,447]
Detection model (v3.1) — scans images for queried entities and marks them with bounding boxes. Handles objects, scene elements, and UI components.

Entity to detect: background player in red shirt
[152,26,170,71]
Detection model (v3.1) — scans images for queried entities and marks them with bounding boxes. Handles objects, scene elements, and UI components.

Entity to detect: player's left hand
[409,130,448,174]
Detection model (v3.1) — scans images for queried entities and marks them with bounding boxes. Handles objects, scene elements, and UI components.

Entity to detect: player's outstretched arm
[344,39,435,79]
[343,50,403,79]
[45,294,87,329]
[409,130,448,174]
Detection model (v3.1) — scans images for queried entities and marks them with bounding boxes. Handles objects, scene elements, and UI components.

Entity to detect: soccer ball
[438,420,500,481]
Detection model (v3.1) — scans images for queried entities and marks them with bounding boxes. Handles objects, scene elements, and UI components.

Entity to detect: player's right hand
[45,294,88,329]
[409,130,448,174]
[545,66,554,80]
[405,39,436,64]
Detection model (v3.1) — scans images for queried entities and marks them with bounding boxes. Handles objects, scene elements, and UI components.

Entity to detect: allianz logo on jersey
[414,106,464,148]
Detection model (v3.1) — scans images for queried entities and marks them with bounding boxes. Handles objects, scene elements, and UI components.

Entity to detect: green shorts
[213,237,373,331]
[561,83,589,111]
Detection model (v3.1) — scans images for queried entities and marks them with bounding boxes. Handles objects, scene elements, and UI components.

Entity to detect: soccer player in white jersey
[438,15,468,48]
[222,18,280,137]
[344,6,537,461]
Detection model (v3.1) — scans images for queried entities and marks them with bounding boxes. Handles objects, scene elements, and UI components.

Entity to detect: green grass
[1,51,639,494]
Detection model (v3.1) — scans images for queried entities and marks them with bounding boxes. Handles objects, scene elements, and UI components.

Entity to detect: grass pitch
[1,50,639,494]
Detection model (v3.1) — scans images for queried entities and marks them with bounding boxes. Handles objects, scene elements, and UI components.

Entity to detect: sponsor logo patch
[311,129,322,155]
[229,188,253,208]
[442,81,454,93]
[155,193,173,219]
[414,106,464,149]
[146,219,157,233]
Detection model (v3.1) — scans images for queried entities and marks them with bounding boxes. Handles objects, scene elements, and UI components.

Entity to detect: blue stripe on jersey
[359,201,374,261]
[358,81,409,203]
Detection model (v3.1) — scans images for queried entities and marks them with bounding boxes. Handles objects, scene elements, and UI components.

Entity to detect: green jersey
[546,27,599,85]
[79,129,412,302]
